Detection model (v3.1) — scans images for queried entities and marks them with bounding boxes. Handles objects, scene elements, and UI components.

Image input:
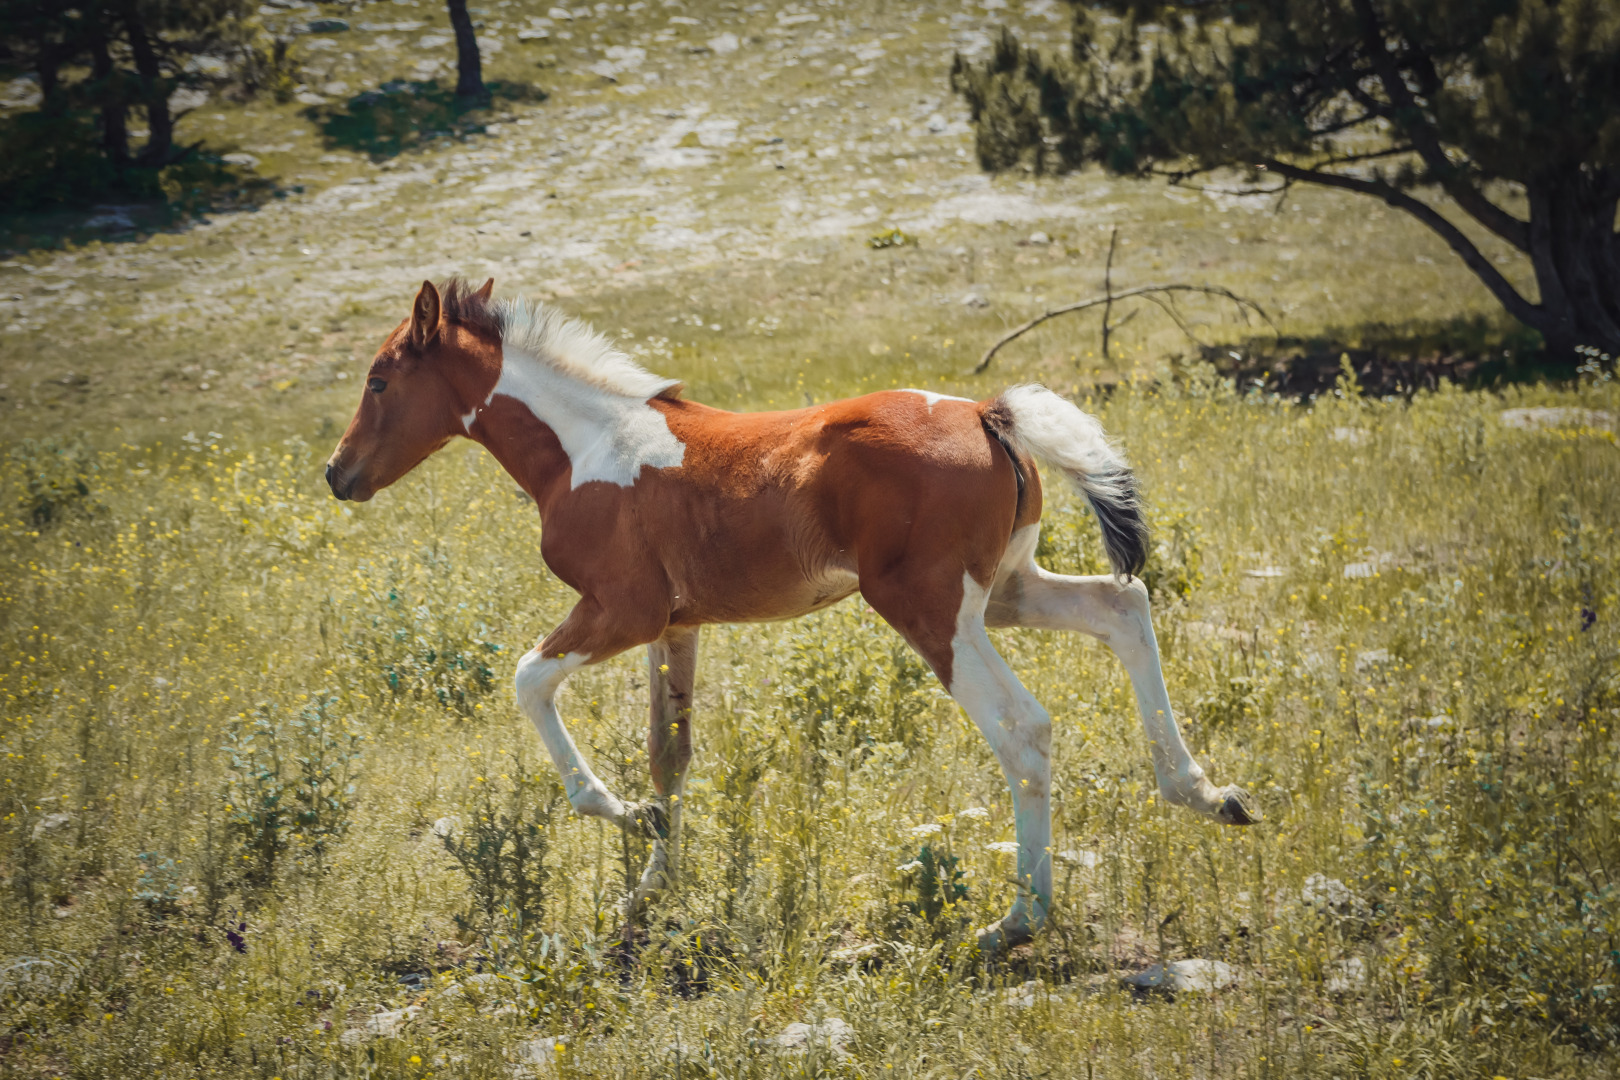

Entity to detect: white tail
[995,384,1149,578]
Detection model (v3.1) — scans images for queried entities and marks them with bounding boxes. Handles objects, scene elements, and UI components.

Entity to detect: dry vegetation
[3,1,1620,1077]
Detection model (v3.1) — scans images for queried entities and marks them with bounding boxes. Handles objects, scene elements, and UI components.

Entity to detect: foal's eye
[367,377,387,393]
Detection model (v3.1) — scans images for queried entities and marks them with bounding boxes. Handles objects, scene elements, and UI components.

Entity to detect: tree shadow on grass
[306,79,546,161]
[1198,313,1559,398]
[0,108,284,254]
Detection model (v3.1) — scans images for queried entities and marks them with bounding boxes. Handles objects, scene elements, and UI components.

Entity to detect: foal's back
[601,389,1033,627]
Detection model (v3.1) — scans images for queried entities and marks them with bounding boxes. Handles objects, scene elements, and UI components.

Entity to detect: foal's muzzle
[325,462,350,501]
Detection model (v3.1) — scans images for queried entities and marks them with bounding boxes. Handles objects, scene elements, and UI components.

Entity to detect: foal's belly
[671,565,861,626]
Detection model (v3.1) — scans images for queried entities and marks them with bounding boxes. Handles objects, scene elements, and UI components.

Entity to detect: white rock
[1325,956,1367,993]
[340,1005,420,1045]
[222,153,259,168]
[31,813,71,840]
[961,291,989,308]
[431,816,457,838]
[1027,231,1050,245]
[707,32,739,54]
[1500,407,1614,432]
[1353,648,1390,672]
[1301,873,1353,909]
[515,1036,560,1064]
[1123,959,1237,993]
[771,1018,853,1057]
[1001,980,1042,1008]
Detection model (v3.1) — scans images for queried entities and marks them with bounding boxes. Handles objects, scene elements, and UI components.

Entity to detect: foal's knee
[514,648,579,718]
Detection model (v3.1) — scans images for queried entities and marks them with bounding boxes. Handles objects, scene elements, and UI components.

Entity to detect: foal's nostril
[325,463,347,500]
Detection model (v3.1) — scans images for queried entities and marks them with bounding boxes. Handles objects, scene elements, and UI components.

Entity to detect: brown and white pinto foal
[326,278,1258,951]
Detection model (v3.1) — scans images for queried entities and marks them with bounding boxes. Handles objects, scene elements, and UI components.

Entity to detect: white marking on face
[900,388,974,410]
[490,343,685,488]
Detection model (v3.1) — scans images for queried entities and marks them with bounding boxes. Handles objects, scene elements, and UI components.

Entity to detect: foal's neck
[462,343,686,513]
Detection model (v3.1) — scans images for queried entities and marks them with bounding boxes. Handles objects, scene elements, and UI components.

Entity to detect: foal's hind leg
[987,526,1259,825]
[628,625,699,914]
[863,569,1056,953]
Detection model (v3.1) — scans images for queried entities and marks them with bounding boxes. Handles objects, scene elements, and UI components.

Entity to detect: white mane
[492,296,678,400]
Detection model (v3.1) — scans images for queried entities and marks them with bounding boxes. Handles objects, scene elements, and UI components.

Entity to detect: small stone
[1353,648,1390,672]
[1330,425,1369,445]
[1500,407,1614,432]
[1027,231,1050,245]
[308,18,350,33]
[340,1005,419,1045]
[708,32,740,54]
[961,292,989,308]
[1325,956,1367,993]
[1123,959,1237,993]
[222,153,259,168]
[1301,873,1353,909]
[515,1036,561,1065]
[771,1018,853,1058]
[31,813,71,840]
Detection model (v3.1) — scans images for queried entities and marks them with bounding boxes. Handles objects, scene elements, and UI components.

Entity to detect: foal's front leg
[628,625,700,914]
[513,603,670,841]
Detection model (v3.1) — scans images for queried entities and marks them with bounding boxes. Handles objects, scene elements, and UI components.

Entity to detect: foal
[326,278,1257,951]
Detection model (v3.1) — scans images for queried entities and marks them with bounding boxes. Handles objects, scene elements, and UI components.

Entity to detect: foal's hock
[325,278,1259,951]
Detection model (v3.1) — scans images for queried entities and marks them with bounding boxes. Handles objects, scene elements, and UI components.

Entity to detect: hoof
[1215,786,1261,826]
[623,800,670,839]
[976,915,1035,955]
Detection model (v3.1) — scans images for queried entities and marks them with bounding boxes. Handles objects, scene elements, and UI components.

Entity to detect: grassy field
[4,1,1620,1077]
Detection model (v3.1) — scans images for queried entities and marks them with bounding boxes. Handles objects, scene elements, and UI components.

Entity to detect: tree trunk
[118,0,174,167]
[446,0,486,101]
[1524,176,1620,361]
[33,29,64,116]
[85,4,129,169]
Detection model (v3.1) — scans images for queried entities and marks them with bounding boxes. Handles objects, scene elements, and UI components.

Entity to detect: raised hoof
[1215,786,1261,826]
[975,916,1034,956]
[623,800,670,840]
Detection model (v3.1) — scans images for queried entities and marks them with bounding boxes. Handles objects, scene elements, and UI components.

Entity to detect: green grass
[3,370,1617,1078]
[3,0,1620,1076]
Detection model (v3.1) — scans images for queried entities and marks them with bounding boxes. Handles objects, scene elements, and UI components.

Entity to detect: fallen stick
[973,282,1275,375]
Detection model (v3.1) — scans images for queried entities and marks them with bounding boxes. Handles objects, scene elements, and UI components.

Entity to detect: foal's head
[325,278,498,502]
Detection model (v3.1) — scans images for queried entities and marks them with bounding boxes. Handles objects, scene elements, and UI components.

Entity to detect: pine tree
[951,1,1620,362]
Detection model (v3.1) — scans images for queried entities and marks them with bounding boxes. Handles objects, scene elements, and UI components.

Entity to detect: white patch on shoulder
[900,388,974,410]
[490,345,685,488]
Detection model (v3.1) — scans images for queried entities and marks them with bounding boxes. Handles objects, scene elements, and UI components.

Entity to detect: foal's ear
[409,280,442,346]
[473,277,494,302]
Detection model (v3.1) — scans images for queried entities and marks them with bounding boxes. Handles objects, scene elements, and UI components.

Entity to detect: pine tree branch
[1258,157,1544,333]
[1350,0,1529,252]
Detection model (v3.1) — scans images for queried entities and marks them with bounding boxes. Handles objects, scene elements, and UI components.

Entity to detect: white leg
[987,525,1258,825]
[947,573,1056,952]
[514,648,647,829]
